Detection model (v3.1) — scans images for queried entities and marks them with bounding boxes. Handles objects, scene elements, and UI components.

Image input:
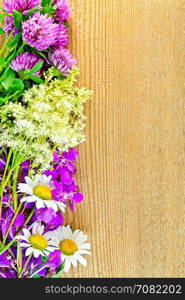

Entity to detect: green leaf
[29,75,44,84]
[52,263,64,278]
[24,7,38,20]
[0,28,5,34]
[41,256,49,264]
[8,32,22,47]
[13,10,23,30]
[0,57,5,64]
[33,274,42,278]
[29,61,43,74]
[9,78,24,92]
[1,68,16,90]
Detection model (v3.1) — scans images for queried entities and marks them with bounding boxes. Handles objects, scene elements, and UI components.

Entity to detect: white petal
[57,202,66,213]
[18,183,33,195]
[37,224,44,235]
[21,196,37,203]
[69,256,78,267]
[25,247,33,256]
[16,235,28,241]
[45,201,57,212]
[78,250,91,255]
[77,255,87,267]
[25,176,34,187]
[33,249,42,258]
[79,243,91,250]
[20,242,30,248]
[64,259,71,272]
[36,199,45,209]
[23,228,31,238]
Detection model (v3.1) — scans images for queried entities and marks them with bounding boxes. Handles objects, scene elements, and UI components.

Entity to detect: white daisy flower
[48,225,91,272]
[18,174,66,213]
[16,222,56,258]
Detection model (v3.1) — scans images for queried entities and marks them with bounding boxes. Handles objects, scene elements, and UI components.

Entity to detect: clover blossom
[22,12,58,51]
[10,52,43,76]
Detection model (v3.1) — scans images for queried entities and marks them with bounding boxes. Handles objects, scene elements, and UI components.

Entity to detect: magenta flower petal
[14,214,25,227]
[22,12,58,51]
[62,148,79,161]
[72,192,83,203]
[52,24,69,49]
[54,0,71,22]
[3,0,40,14]
[36,208,55,223]
[48,250,62,270]
[60,166,73,185]
[0,158,6,170]
[0,252,11,268]
[10,52,43,76]
[51,48,77,76]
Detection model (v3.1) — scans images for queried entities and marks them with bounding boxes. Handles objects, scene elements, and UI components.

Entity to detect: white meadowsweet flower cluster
[0,68,92,170]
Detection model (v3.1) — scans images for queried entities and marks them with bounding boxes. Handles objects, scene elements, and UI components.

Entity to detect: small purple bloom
[14,214,25,227]
[62,148,79,161]
[36,207,55,223]
[0,252,11,268]
[3,0,41,14]
[22,12,58,51]
[3,16,19,36]
[70,192,83,211]
[60,166,73,185]
[0,158,6,170]
[48,250,62,270]
[47,211,64,229]
[51,48,77,76]
[10,52,43,76]
[54,0,71,23]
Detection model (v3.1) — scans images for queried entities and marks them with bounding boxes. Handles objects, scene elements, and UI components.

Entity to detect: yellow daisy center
[33,185,52,200]
[59,239,78,256]
[29,234,48,251]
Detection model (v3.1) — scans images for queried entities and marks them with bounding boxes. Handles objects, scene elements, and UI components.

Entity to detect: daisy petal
[64,258,71,272]
[25,247,33,256]
[77,255,87,267]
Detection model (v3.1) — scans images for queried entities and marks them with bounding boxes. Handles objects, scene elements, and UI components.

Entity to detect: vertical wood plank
[0,0,185,277]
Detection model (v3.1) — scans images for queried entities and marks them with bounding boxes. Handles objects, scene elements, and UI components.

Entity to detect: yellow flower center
[33,185,52,200]
[59,239,78,256]
[29,234,48,251]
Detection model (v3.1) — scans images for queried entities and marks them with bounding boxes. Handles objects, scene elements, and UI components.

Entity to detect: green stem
[0,239,15,256]
[13,164,20,211]
[18,253,32,278]
[17,242,22,277]
[2,202,22,245]
[0,31,13,57]
[23,208,35,227]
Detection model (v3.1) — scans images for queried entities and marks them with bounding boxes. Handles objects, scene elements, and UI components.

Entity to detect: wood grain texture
[1,0,185,277]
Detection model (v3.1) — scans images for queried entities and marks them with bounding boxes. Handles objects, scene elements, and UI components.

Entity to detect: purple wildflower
[22,12,58,51]
[36,208,64,229]
[51,48,77,76]
[43,149,83,211]
[52,24,69,49]
[3,0,41,14]
[10,52,43,76]
[48,250,62,271]
[0,158,6,170]
[54,0,71,23]
[0,252,11,268]
[70,192,83,211]
[62,148,79,161]
[3,16,19,36]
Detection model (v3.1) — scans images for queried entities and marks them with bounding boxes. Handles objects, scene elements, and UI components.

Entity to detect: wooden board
[1,0,185,277]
